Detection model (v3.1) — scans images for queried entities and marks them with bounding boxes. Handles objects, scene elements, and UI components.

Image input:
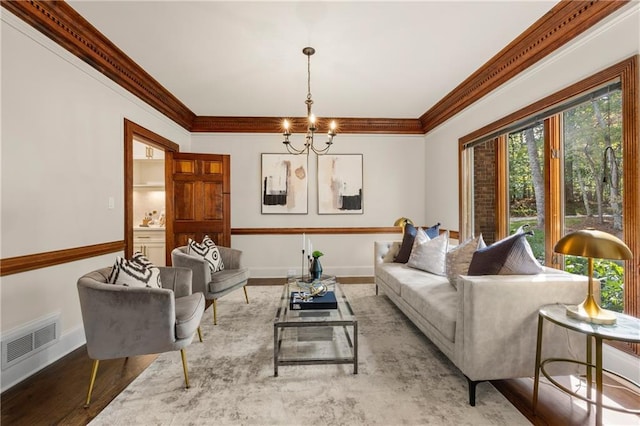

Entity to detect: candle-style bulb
[283,119,290,131]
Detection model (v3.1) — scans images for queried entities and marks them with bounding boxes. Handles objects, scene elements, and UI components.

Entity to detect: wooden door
[165,152,230,264]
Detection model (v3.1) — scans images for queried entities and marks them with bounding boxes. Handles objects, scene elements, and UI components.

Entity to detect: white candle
[302,233,305,251]
[308,240,312,256]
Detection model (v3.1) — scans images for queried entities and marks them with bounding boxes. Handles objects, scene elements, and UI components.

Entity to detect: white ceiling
[69,1,557,119]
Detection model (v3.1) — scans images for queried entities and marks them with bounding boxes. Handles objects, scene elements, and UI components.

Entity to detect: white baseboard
[1,325,86,393]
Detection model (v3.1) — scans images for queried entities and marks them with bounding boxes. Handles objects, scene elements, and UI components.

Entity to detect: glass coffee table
[273,277,358,376]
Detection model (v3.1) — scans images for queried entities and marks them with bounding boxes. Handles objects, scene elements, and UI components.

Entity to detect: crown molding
[1,0,196,130]
[419,0,630,133]
[191,116,424,134]
[2,0,629,135]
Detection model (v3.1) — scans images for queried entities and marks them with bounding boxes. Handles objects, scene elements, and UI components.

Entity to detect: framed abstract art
[317,154,363,214]
[261,153,308,214]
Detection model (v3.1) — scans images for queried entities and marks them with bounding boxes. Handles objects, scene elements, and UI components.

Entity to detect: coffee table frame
[273,281,358,376]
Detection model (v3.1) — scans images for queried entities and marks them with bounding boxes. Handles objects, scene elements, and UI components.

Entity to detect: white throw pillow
[108,252,162,288]
[407,229,449,276]
[445,234,486,289]
[187,235,225,275]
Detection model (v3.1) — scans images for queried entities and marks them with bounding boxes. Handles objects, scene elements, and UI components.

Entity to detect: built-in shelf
[133,184,165,189]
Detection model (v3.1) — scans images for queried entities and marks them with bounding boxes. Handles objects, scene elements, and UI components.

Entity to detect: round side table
[532,303,640,426]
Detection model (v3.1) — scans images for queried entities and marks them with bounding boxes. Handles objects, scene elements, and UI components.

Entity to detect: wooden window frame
[460,56,639,354]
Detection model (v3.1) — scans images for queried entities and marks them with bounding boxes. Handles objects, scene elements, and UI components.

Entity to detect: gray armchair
[77,266,205,407]
[172,245,250,325]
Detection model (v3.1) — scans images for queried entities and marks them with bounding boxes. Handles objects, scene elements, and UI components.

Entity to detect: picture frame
[317,154,363,214]
[261,153,308,214]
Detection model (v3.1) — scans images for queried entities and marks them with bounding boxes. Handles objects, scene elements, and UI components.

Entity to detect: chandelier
[282,47,337,155]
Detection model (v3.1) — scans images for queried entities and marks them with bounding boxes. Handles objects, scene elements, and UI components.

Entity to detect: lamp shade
[393,217,414,227]
[554,228,632,260]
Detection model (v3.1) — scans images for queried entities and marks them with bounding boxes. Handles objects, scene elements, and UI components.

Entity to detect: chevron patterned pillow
[108,252,162,288]
[187,235,225,275]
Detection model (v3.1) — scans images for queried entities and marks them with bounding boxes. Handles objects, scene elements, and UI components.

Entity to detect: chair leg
[84,359,100,408]
[243,286,249,304]
[180,349,190,388]
[212,299,218,325]
[197,327,203,342]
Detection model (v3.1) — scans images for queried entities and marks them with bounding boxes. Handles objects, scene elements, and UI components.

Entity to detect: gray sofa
[375,240,589,405]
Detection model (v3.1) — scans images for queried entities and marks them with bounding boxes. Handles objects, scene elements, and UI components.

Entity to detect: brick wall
[473,140,497,244]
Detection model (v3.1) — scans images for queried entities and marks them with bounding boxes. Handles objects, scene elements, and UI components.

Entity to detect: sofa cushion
[407,230,449,276]
[376,263,406,295]
[108,252,162,288]
[188,235,225,274]
[400,280,457,343]
[446,234,486,288]
[174,292,205,339]
[208,268,250,294]
[468,228,543,275]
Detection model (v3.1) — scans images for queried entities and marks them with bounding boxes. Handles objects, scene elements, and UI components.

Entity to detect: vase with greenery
[309,250,324,280]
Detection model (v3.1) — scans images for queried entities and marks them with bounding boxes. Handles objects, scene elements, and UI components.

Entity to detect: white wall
[190,133,425,278]
[0,12,190,390]
[422,4,640,383]
[423,4,640,229]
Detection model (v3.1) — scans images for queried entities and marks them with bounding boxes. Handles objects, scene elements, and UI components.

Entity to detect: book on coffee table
[290,291,338,310]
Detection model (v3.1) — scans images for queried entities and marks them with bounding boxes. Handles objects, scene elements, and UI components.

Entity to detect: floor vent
[2,314,60,370]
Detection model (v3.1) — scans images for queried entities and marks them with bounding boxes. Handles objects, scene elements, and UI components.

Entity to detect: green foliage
[564,256,624,312]
[509,220,624,312]
[311,250,324,258]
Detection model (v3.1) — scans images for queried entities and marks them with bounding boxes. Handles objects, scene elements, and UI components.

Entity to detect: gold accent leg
[586,334,592,413]
[197,327,203,342]
[595,336,603,426]
[84,359,100,408]
[243,286,249,304]
[532,314,544,413]
[213,299,218,325]
[180,349,190,388]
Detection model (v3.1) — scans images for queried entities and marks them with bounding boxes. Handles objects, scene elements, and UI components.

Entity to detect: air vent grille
[2,314,60,370]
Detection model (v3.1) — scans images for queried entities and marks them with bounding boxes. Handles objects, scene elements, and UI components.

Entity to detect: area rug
[91,285,529,425]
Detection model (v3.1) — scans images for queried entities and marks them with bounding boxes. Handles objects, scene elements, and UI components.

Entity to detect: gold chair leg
[243,286,249,304]
[84,359,100,408]
[180,349,190,388]
[212,299,218,325]
[197,327,203,342]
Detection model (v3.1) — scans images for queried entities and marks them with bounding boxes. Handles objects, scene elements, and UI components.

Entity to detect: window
[460,57,639,355]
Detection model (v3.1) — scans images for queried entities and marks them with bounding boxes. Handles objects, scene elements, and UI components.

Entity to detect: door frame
[124,119,179,259]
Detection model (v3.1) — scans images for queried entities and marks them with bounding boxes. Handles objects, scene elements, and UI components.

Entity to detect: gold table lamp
[393,217,414,232]
[554,228,632,325]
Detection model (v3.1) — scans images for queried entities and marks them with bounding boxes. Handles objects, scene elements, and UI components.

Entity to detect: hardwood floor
[1,346,156,425]
[3,343,638,426]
